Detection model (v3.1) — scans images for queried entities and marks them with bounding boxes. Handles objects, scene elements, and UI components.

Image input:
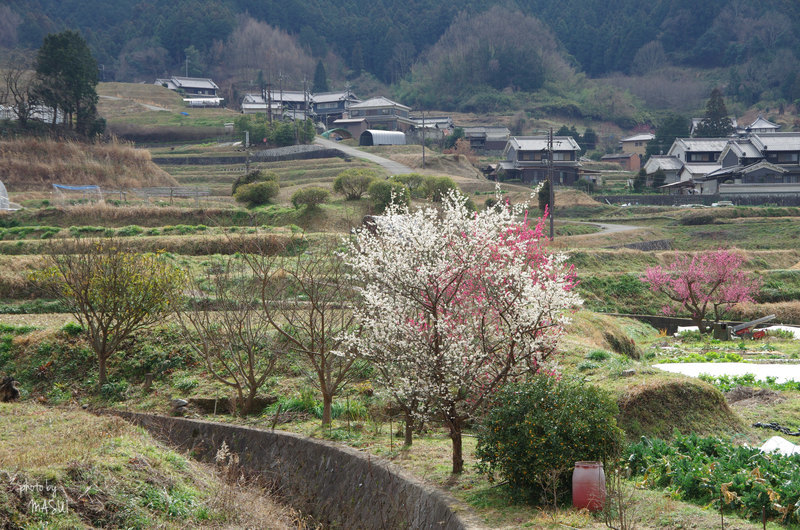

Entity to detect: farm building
[359,130,406,146]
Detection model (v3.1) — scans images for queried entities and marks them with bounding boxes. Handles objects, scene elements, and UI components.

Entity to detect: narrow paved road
[565,220,642,235]
[314,137,414,175]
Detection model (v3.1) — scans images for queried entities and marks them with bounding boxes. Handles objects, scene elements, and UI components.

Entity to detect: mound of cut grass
[618,379,742,440]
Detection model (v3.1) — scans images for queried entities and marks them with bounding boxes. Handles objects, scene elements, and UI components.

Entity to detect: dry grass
[0,402,307,528]
[0,137,177,190]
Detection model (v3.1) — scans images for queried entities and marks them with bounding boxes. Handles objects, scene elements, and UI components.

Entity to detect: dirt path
[314,137,414,175]
[99,95,170,112]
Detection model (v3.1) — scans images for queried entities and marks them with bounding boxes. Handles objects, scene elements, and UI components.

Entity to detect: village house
[155,76,223,106]
[312,91,361,126]
[695,133,800,195]
[601,152,640,171]
[332,96,413,137]
[496,135,582,185]
[240,90,311,118]
[648,132,800,195]
[744,114,780,134]
[619,133,654,157]
[463,127,511,153]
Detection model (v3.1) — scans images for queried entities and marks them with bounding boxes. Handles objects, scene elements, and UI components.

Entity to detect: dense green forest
[3,0,800,115]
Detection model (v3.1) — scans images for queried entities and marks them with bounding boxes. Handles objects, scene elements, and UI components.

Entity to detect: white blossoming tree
[342,190,582,473]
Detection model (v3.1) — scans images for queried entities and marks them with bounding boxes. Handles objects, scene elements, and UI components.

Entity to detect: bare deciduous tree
[243,236,357,426]
[177,257,279,415]
[222,15,315,86]
[1,51,38,126]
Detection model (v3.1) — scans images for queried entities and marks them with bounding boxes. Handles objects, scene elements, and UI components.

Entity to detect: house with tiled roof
[333,96,413,137]
[155,76,222,106]
[619,133,654,157]
[497,136,582,185]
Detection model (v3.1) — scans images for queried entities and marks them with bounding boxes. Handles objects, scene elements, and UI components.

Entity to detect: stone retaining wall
[110,411,484,529]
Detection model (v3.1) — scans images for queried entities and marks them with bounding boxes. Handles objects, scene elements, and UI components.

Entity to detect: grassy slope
[0,402,302,529]
[0,137,177,190]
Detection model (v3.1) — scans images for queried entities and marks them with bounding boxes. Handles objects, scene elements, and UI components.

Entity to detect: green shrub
[116,225,144,237]
[290,186,330,210]
[231,170,279,195]
[174,376,199,392]
[234,181,280,207]
[100,380,129,401]
[368,180,410,211]
[423,176,458,202]
[333,169,378,200]
[475,375,624,503]
[603,331,641,359]
[61,322,83,337]
[392,173,427,198]
[586,349,610,361]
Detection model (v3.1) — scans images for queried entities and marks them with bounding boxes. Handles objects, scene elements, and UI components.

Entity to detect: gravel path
[314,137,414,175]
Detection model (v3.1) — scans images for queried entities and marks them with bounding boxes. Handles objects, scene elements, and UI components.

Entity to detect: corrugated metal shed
[359,130,406,146]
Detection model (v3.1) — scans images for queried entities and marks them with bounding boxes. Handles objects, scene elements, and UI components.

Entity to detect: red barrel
[572,461,606,511]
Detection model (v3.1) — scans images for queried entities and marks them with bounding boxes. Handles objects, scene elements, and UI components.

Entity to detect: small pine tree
[694,88,734,137]
[313,60,329,93]
[538,180,551,212]
[651,169,666,189]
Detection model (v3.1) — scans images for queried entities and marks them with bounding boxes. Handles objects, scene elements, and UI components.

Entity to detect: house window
[553,152,572,161]
[777,153,799,163]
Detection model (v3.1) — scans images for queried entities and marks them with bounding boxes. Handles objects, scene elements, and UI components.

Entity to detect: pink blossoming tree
[642,249,760,334]
[341,189,581,473]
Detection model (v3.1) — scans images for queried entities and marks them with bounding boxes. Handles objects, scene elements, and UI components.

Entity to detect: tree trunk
[404,410,414,446]
[322,391,333,425]
[450,425,464,474]
[242,387,258,416]
[98,355,107,388]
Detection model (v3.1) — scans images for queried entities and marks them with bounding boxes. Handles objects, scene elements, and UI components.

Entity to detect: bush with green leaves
[234,181,280,207]
[368,179,410,211]
[475,374,624,502]
[333,169,379,200]
[423,176,458,202]
[290,186,330,210]
[231,170,279,195]
[391,173,427,198]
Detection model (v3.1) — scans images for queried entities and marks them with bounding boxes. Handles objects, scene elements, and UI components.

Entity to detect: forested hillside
[3,0,800,114]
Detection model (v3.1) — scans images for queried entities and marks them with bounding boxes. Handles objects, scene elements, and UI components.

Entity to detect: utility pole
[548,127,555,241]
[267,81,273,125]
[279,71,284,120]
[303,77,308,121]
[422,110,426,168]
[185,55,188,77]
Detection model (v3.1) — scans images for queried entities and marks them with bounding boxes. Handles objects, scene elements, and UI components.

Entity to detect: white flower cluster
[341,189,582,423]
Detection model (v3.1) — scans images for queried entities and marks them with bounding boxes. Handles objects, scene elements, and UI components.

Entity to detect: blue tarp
[52,184,100,191]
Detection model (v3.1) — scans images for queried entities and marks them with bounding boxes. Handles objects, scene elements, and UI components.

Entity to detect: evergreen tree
[351,41,364,76]
[651,169,666,189]
[582,128,598,151]
[34,30,99,134]
[694,88,734,138]
[313,59,329,93]
[646,114,690,158]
